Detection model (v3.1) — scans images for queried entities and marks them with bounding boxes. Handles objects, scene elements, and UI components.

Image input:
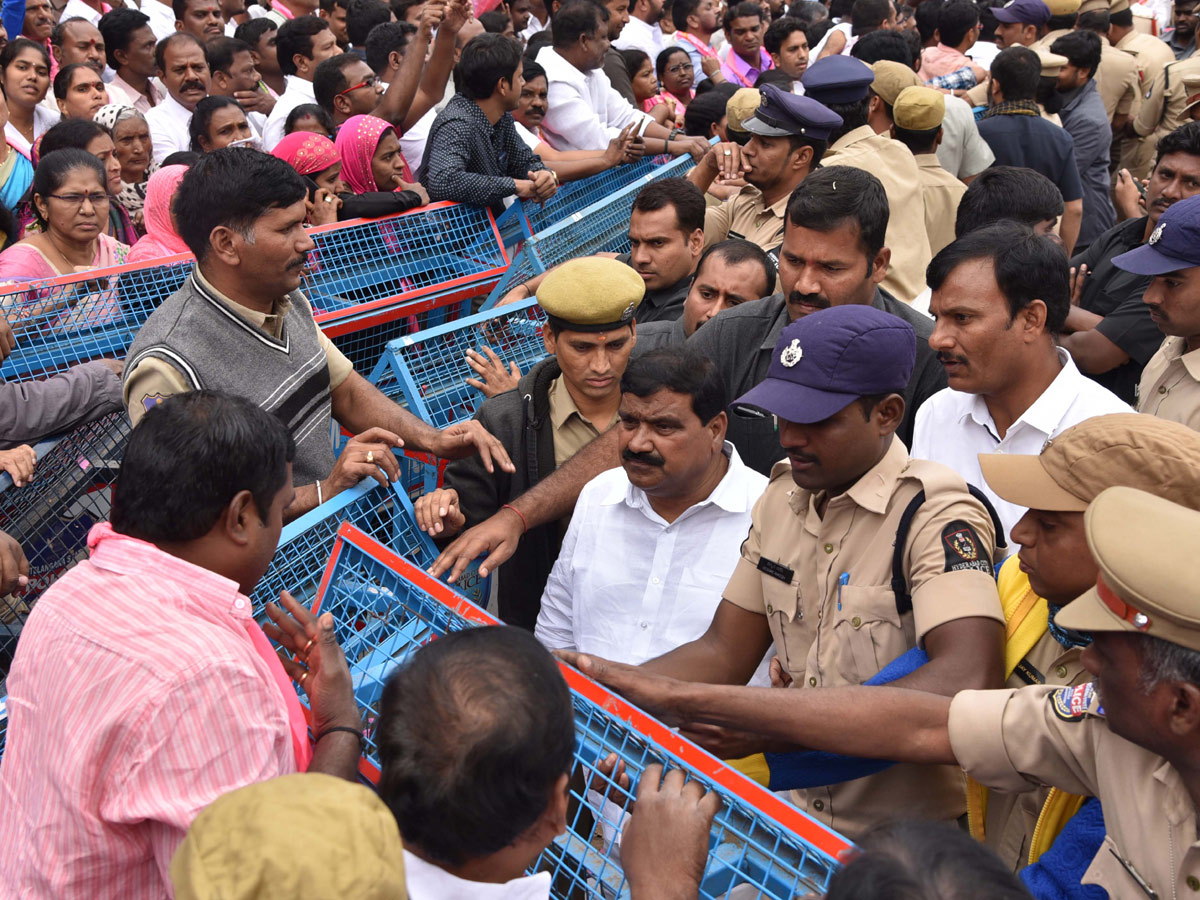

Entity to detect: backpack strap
[892,485,1007,617]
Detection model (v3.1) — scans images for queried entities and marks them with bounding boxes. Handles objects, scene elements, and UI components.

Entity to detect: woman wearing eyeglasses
[0,148,129,331]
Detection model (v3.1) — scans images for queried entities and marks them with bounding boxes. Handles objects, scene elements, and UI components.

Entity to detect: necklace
[43,230,93,274]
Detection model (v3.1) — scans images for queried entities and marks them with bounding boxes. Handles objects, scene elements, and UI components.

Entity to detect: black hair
[39,118,107,158]
[458,32,523,99]
[621,347,728,423]
[111,391,296,544]
[276,15,329,76]
[633,177,706,234]
[1154,120,1200,168]
[31,148,108,226]
[155,31,204,74]
[927,221,1069,332]
[892,123,939,154]
[50,16,91,48]
[376,626,575,868]
[389,0,425,19]
[1076,9,1110,32]
[824,97,870,143]
[479,9,512,31]
[672,0,702,30]
[723,0,765,31]
[656,44,690,79]
[805,17,832,46]
[174,146,307,261]
[1046,11,1077,30]
[825,820,1035,900]
[347,0,391,46]
[914,0,939,42]
[786,0,828,26]
[787,165,889,258]
[935,0,979,45]
[365,20,416,72]
[234,16,278,49]
[313,51,361,109]
[99,8,151,70]
[1110,6,1133,27]
[173,0,192,23]
[525,29,554,57]
[206,36,253,75]
[0,38,49,79]
[764,15,806,52]
[52,62,96,101]
[320,0,352,12]
[850,0,890,34]
[851,28,916,66]
[830,0,854,19]
[695,238,776,299]
[955,167,1063,237]
[162,149,203,166]
[621,47,651,80]
[284,101,336,134]
[990,45,1040,100]
[684,83,736,136]
[755,67,794,88]
[522,57,546,82]
[1050,29,1101,79]
[189,95,245,150]
[552,0,606,47]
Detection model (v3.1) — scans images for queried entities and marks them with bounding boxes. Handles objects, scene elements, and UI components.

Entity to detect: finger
[465,376,485,390]
[660,766,688,796]
[353,427,404,448]
[697,788,723,818]
[275,589,318,638]
[640,762,664,798]
[508,362,520,377]
[373,446,401,484]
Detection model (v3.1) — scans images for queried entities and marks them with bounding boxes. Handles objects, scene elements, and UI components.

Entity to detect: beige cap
[1044,0,1081,14]
[1078,0,1106,13]
[870,60,922,105]
[1036,49,1070,76]
[536,257,644,331]
[979,412,1200,512]
[1181,71,1200,114]
[1110,0,1130,12]
[726,87,762,132]
[1054,486,1200,652]
[171,774,407,900]
[893,85,946,130]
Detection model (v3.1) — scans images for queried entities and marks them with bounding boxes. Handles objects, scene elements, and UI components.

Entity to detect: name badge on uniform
[757,557,794,583]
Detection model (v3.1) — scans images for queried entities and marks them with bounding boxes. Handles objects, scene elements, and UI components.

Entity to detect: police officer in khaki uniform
[1030,0,1082,52]
[974,412,1200,869]
[1109,194,1200,428]
[890,86,966,256]
[562,484,1200,897]
[802,56,933,303]
[1109,0,1174,96]
[1128,40,1200,178]
[688,84,843,270]
[600,304,1006,839]
[1077,0,1142,127]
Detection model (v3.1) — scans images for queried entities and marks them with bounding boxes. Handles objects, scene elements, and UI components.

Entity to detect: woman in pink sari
[332,114,428,218]
[125,165,190,263]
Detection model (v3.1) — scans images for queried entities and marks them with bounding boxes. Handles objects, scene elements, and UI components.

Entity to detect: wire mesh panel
[0,411,130,674]
[310,523,849,899]
[369,296,548,428]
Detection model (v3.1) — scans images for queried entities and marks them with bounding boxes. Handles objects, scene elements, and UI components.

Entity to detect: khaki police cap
[1078,0,1106,13]
[536,257,644,331]
[1044,0,1080,14]
[726,88,762,132]
[1109,0,1129,11]
[171,774,407,900]
[979,413,1200,513]
[870,60,922,105]
[893,86,946,130]
[1182,71,1200,114]
[1054,486,1200,652]
[1037,49,1069,77]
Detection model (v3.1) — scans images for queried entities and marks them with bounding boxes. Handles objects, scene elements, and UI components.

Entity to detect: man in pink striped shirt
[0,391,363,899]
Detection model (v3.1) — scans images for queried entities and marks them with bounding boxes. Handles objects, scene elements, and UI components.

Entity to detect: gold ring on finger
[302,638,314,655]
[299,670,308,685]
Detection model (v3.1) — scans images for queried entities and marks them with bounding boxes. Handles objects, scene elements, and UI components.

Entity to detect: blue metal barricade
[310,523,849,899]
[369,296,548,429]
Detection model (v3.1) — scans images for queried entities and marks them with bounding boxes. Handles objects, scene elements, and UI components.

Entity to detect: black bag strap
[891,485,1007,617]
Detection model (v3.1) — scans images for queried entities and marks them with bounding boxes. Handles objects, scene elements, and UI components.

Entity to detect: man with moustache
[1060,122,1200,403]
[145,32,211,163]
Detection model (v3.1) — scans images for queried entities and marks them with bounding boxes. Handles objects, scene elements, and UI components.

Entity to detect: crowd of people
[0,0,1198,894]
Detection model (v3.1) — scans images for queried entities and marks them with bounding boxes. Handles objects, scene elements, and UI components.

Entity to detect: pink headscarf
[271,131,340,177]
[126,165,191,264]
[334,114,414,195]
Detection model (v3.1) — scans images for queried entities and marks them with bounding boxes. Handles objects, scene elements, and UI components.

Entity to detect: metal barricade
[311,523,849,899]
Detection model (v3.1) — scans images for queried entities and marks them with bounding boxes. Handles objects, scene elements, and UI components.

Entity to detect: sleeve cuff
[948,688,1033,793]
[911,569,1006,645]
[723,556,766,614]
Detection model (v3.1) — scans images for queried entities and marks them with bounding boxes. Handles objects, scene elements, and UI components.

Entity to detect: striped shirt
[0,523,300,899]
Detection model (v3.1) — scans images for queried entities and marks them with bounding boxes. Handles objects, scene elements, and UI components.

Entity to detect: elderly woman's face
[111,115,151,181]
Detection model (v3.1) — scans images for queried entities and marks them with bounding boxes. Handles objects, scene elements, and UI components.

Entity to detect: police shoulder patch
[941,519,992,574]
[142,393,167,413]
[1051,683,1104,721]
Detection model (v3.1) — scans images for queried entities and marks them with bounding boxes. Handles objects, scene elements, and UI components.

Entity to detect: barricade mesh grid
[0,410,130,673]
[372,297,548,428]
[311,525,845,899]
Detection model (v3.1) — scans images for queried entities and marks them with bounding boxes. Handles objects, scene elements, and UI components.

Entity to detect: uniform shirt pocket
[830,584,904,685]
[761,577,800,676]
[1082,834,1160,899]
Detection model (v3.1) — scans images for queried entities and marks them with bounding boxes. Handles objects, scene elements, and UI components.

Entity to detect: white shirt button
[234,598,245,609]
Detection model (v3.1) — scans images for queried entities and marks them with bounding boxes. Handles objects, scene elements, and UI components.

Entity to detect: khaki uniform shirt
[1136,335,1200,429]
[915,153,967,256]
[950,684,1200,898]
[123,270,353,426]
[723,440,1005,838]
[1115,29,1175,95]
[547,375,619,468]
[820,127,932,303]
[1129,57,1200,178]
[1096,37,1142,121]
[702,185,789,257]
[1030,28,1073,53]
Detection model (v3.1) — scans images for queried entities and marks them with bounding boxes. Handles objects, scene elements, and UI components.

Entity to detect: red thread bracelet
[501,503,528,533]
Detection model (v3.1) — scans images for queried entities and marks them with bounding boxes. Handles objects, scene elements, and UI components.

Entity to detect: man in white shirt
[913,221,1129,540]
[262,15,340,150]
[145,32,210,163]
[613,0,665,59]
[537,347,768,667]
[536,0,707,156]
[142,0,181,40]
[100,9,167,114]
